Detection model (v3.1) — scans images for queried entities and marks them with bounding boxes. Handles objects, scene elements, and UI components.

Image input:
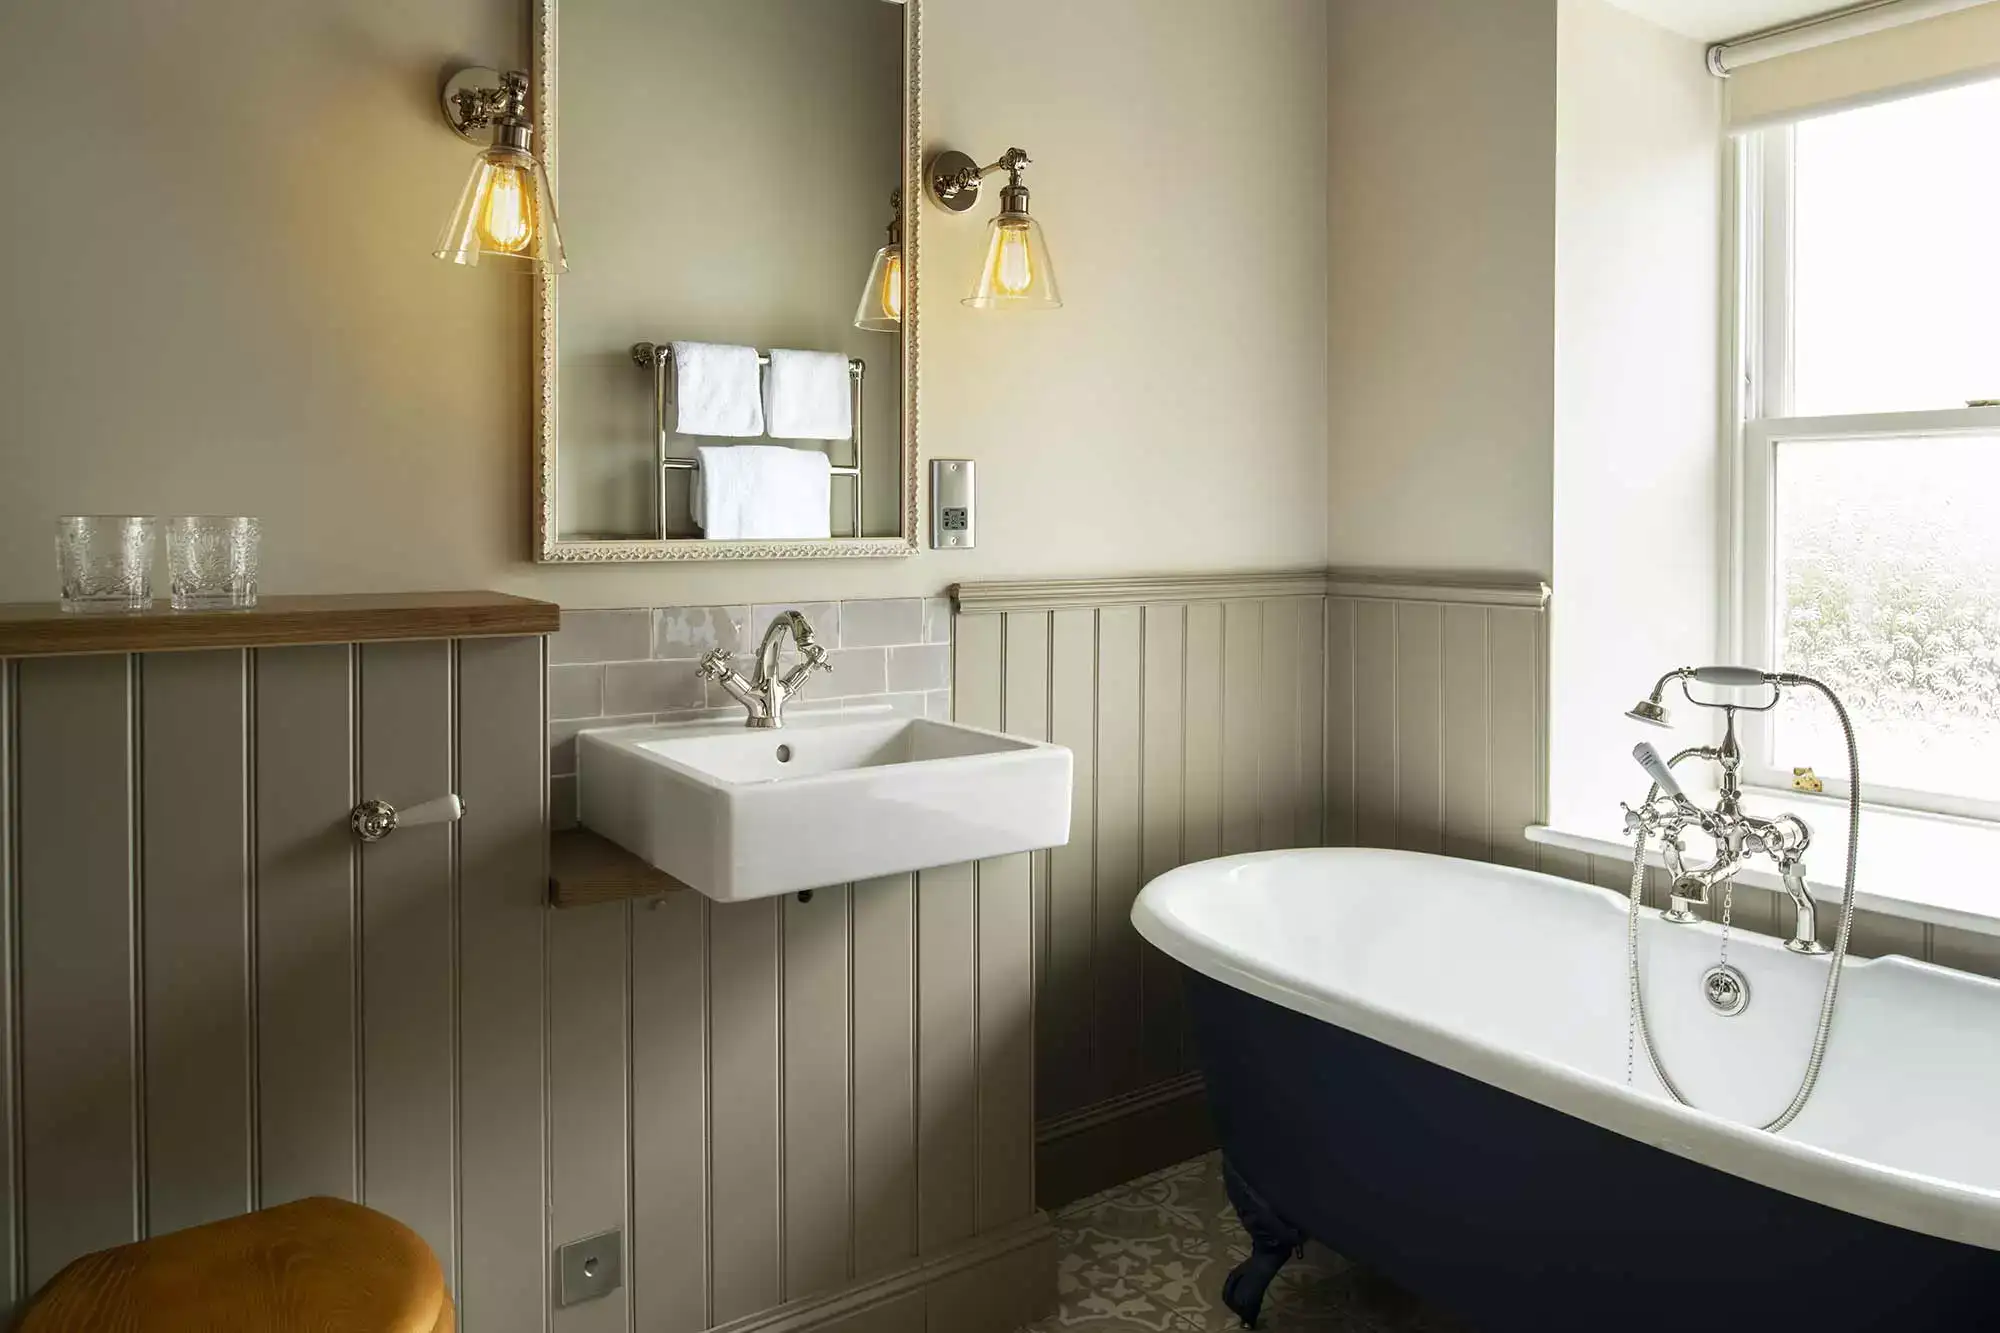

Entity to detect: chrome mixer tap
[1621,667,1822,954]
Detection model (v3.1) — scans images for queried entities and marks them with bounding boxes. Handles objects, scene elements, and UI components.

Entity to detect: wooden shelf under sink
[549,828,689,908]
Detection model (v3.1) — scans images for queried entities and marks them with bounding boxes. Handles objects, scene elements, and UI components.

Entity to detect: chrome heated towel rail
[631,342,864,540]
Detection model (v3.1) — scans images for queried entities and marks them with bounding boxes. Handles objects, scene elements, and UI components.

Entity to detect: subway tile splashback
[549,597,953,828]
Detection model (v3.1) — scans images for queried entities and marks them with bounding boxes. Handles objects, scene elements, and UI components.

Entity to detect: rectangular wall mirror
[532,0,920,562]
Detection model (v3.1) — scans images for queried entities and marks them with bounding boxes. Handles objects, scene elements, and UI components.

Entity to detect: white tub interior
[1133,847,2000,1249]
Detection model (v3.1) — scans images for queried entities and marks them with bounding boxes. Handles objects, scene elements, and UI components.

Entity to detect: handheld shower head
[1626,696,1672,727]
[1633,741,1687,802]
[1627,668,1690,727]
[1625,665,1783,728]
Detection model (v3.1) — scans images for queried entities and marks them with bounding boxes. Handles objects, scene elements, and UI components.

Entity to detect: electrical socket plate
[931,458,975,550]
[558,1227,623,1306]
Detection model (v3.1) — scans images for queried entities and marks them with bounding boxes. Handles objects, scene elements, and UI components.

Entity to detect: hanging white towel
[671,341,765,437]
[764,349,855,441]
[690,445,832,540]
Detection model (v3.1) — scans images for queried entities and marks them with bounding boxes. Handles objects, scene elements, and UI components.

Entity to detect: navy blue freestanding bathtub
[1132,848,2000,1332]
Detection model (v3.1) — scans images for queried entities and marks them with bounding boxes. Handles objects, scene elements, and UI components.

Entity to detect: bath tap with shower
[1617,664,1864,1133]
[1621,666,1821,952]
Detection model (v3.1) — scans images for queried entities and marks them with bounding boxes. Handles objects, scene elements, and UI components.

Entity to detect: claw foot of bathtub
[1222,1250,1289,1329]
[1221,1157,1306,1328]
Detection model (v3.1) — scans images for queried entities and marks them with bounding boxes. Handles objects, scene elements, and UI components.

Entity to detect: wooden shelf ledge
[0,591,560,658]
[549,828,690,908]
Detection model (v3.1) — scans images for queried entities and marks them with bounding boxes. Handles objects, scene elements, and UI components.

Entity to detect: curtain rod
[1708,0,1994,75]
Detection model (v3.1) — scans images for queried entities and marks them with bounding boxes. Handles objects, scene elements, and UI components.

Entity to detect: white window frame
[1730,120,2000,824]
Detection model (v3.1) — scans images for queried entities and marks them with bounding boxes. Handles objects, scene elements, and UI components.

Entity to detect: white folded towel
[764,349,855,441]
[671,341,765,437]
[690,445,833,540]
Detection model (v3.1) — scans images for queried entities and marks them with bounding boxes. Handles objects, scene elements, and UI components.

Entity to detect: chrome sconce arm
[442,68,534,149]
[926,147,1035,213]
[923,146,1062,309]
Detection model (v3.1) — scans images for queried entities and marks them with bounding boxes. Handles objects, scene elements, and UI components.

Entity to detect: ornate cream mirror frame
[529,0,922,563]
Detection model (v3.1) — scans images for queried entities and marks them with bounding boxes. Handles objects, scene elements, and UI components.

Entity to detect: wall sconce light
[925,147,1061,310]
[434,67,566,272]
[853,188,904,332]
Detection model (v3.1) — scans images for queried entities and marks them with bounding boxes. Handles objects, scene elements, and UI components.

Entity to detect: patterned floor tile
[1018,1315,1209,1333]
[1048,1218,1218,1328]
[1043,1155,1229,1330]
[1024,1153,1463,1333]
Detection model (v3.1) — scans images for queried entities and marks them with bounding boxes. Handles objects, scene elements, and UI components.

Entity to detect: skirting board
[709,1212,1056,1333]
[1036,1074,1215,1211]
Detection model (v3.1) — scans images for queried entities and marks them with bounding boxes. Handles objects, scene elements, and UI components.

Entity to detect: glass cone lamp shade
[964,214,1060,310]
[854,244,904,332]
[435,144,566,271]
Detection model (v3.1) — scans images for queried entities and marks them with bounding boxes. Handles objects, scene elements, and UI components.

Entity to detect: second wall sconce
[434,67,566,272]
[854,188,904,332]
[925,147,1061,310]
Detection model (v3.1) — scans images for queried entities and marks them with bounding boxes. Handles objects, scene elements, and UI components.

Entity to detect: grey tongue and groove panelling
[1,640,548,1326]
[951,582,1331,1205]
[0,632,1046,1333]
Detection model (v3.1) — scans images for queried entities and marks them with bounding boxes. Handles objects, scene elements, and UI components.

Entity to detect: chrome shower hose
[1624,674,1861,1133]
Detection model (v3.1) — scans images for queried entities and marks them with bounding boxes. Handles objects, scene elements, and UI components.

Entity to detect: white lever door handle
[351,793,464,843]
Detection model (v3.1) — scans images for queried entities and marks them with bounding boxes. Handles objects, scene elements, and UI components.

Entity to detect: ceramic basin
[577,709,1073,901]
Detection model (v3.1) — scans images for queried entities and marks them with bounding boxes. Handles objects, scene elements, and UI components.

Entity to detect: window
[1737,80,2000,820]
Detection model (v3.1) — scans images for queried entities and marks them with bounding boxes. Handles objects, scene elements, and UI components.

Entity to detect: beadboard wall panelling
[140,650,253,1238]
[254,645,360,1208]
[358,640,458,1274]
[4,634,1047,1332]
[0,640,539,1326]
[951,574,1330,1205]
[0,662,15,1318]
[849,873,918,1283]
[547,896,628,1333]
[454,635,552,1327]
[948,620,1036,1234]
[782,887,852,1302]
[1322,578,1551,869]
[916,860,979,1256]
[541,865,1040,1333]
[629,889,707,1331]
[15,654,139,1292]
[5,629,1049,1332]
[709,894,783,1324]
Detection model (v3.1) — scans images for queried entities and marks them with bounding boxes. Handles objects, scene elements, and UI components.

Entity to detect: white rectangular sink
[577,709,1073,902]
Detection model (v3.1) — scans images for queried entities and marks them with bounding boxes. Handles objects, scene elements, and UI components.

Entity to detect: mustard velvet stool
[18,1197,454,1332]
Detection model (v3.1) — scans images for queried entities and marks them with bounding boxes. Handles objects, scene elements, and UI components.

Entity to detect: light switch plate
[558,1227,623,1306]
[931,459,975,550]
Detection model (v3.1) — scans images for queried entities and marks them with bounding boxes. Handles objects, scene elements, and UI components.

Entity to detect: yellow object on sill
[1792,767,1825,794]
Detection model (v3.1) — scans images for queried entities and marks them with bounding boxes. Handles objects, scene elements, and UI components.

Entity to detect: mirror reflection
[550,0,908,551]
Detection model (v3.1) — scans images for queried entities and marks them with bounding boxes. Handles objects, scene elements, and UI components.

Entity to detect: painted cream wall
[1547,0,1721,831]
[0,0,1328,608]
[1325,0,1558,580]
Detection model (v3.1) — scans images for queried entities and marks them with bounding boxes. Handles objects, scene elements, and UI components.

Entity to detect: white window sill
[1527,793,2000,940]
